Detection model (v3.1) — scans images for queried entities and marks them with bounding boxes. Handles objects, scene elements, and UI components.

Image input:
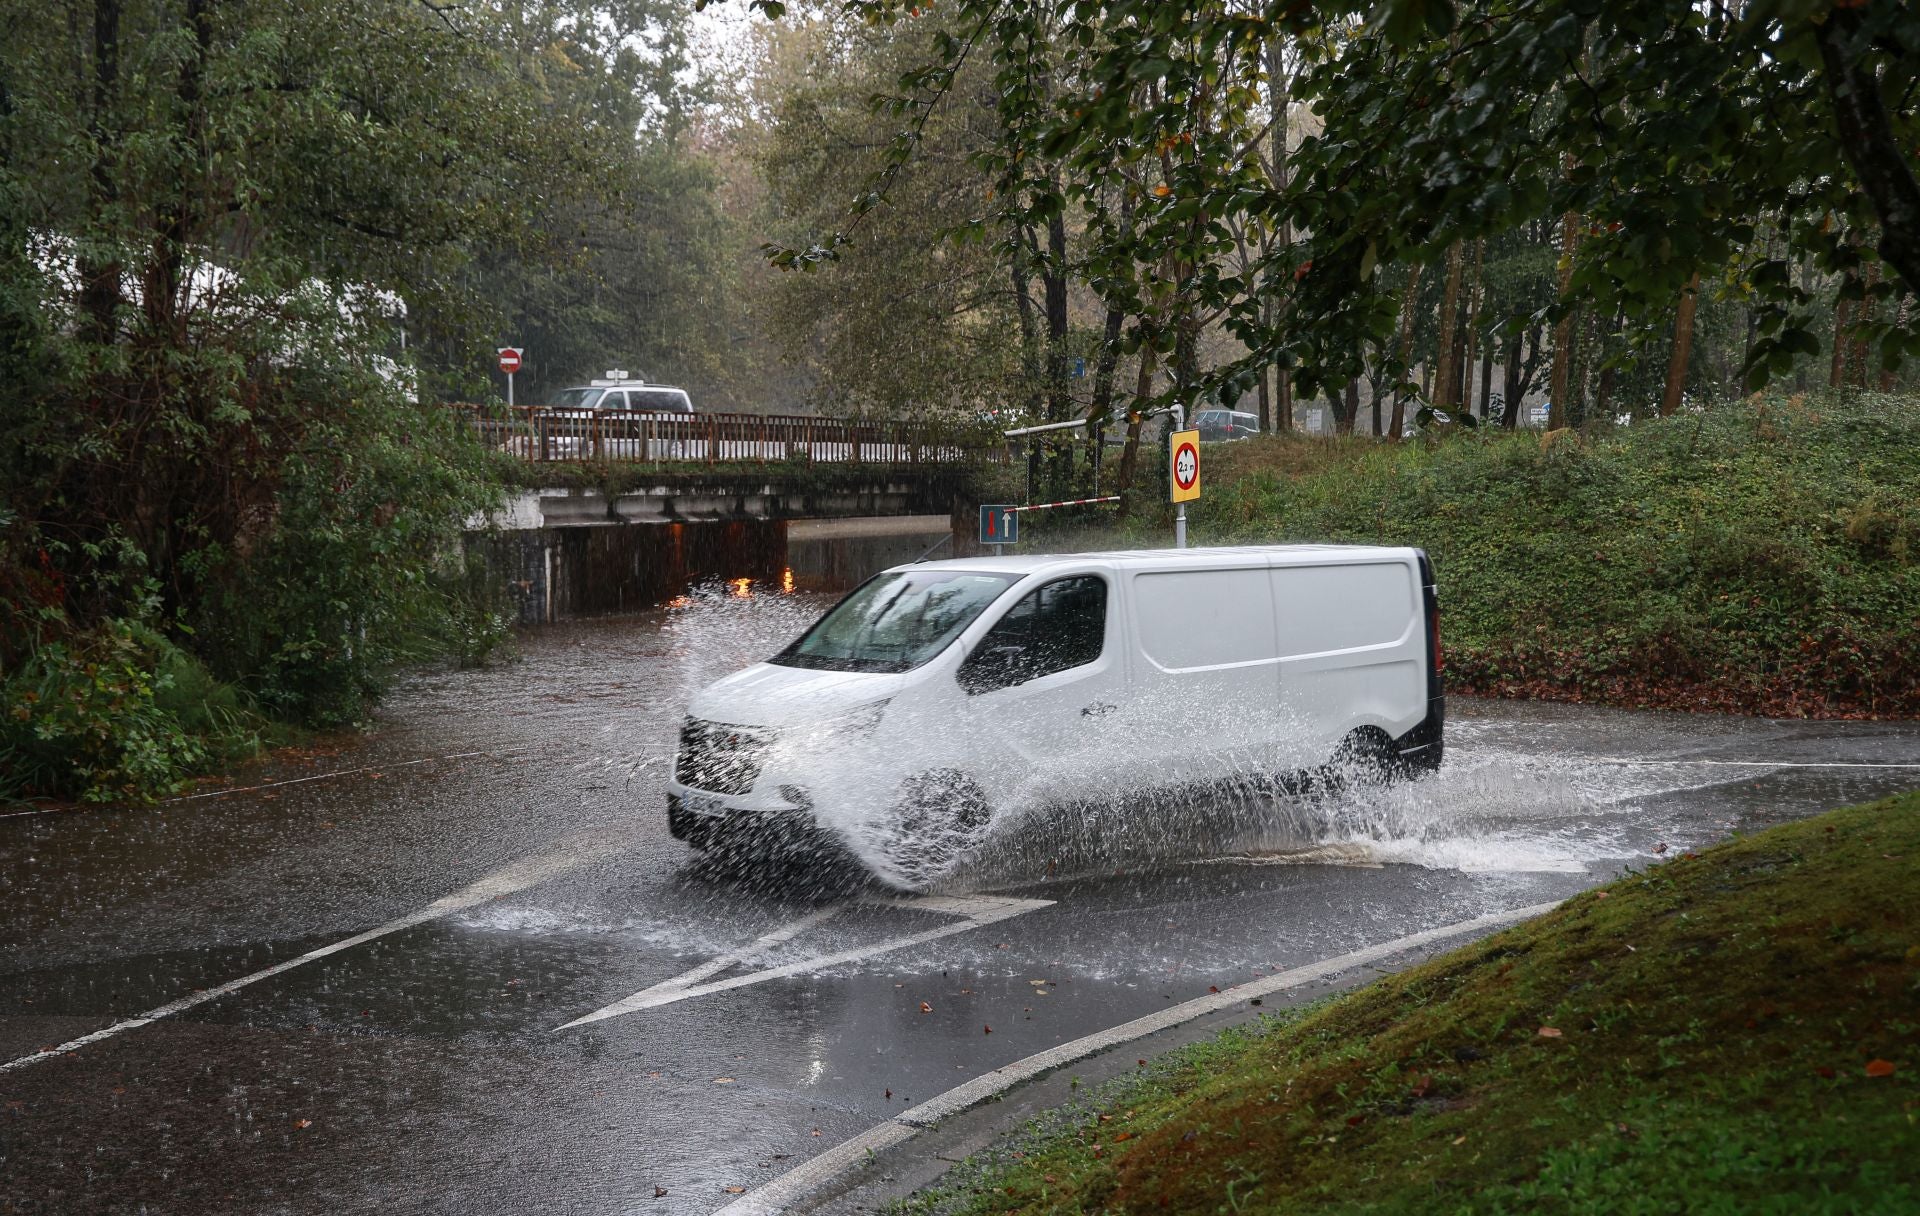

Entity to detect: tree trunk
[1114,343,1157,509]
[1388,264,1422,441]
[1009,224,1042,414]
[1502,329,1523,428]
[1267,37,1292,432]
[1849,260,1881,388]
[1090,192,1132,426]
[1660,271,1701,416]
[1044,197,1071,496]
[1883,296,1911,390]
[1433,240,1465,410]
[1345,380,1359,436]
[1459,240,1484,416]
[78,0,124,346]
[1370,374,1383,436]
[1330,385,1353,435]
[1478,344,1495,421]
[1830,283,1853,389]
[1815,10,1920,299]
[1548,206,1581,431]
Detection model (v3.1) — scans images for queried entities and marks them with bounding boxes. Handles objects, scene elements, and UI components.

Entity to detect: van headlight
[814,699,891,741]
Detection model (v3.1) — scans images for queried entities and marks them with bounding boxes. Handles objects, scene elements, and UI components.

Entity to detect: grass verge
[914,792,1920,1215]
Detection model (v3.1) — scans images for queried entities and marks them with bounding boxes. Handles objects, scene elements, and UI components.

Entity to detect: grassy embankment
[1026,393,1920,717]
[919,793,1920,1215]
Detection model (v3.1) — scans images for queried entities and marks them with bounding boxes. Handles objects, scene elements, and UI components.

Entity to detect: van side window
[958,576,1107,694]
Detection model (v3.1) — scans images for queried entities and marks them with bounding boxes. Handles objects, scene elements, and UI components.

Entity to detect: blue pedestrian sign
[1071,356,1087,379]
[979,504,1019,546]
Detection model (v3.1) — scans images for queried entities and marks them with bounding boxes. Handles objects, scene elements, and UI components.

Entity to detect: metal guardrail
[460,405,1004,466]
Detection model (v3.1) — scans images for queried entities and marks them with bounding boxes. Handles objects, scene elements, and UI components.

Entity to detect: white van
[668,545,1443,886]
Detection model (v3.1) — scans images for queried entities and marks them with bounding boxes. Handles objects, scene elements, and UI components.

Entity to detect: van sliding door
[1126,565,1283,791]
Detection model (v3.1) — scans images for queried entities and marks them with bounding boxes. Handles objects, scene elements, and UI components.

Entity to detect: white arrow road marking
[554,894,1054,1030]
[1,834,614,1075]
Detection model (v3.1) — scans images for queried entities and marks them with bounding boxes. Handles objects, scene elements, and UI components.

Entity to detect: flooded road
[5,591,1919,1214]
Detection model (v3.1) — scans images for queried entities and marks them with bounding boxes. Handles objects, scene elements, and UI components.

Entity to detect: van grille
[675,718,772,795]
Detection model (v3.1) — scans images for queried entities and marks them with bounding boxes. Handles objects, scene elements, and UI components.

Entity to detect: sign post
[1169,424,1201,550]
[978,504,1018,556]
[497,347,523,408]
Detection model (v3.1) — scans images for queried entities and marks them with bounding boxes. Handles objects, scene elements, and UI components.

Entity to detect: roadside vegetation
[914,792,1920,1215]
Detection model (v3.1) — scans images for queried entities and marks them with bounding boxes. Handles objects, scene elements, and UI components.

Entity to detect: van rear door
[1269,558,1425,764]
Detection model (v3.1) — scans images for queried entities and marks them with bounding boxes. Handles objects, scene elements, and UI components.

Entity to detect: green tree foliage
[759,0,1919,419]
[751,10,1030,417]
[446,1,776,408]
[0,0,726,799]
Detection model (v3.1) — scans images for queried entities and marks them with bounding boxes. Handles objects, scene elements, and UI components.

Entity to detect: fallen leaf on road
[653,1187,668,1199]
[885,1089,892,1100]
[1113,1131,1131,1142]
[920,1001,933,1013]
[1651,843,1667,854]
[810,1128,821,1136]
[1866,1059,1896,1077]
[713,1077,736,1084]
[293,1119,312,1129]
[1208,985,1220,994]
[1537,1027,1563,1038]
[983,1025,992,1034]
[723,1186,746,1194]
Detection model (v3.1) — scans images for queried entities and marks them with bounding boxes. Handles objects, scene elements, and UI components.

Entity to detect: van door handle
[1081,701,1117,717]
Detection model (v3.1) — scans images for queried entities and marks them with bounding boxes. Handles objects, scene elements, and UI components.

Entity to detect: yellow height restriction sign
[1169,429,1201,503]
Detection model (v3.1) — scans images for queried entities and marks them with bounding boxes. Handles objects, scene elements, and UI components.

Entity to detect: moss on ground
[918,792,1920,1215]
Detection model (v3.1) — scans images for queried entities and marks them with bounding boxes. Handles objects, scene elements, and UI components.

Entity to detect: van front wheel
[876,769,991,891]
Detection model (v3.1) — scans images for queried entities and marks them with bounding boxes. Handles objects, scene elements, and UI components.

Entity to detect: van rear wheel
[1329,728,1399,787]
[876,769,991,891]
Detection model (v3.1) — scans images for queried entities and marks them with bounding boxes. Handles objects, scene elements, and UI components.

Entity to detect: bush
[0,622,231,804]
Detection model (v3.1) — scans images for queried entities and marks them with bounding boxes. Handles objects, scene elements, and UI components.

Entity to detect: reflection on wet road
[5,592,1918,1214]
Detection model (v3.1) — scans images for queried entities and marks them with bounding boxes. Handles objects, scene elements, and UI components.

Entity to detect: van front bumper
[666,784,830,851]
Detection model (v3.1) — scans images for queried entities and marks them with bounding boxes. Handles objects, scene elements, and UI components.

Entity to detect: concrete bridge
[462,409,1002,623]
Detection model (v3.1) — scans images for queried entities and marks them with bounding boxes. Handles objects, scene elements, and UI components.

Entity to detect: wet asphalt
[5,596,1919,1215]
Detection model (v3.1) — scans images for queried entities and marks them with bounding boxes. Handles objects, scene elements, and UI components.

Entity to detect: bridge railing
[459,405,1004,466]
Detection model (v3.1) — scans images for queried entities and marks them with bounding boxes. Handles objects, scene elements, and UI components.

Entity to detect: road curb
[714,899,1561,1215]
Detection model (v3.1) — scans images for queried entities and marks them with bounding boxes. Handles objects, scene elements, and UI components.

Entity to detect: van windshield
[772,570,1016,673]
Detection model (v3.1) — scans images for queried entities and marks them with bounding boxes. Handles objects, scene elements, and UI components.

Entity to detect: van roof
[906,543,1420,576]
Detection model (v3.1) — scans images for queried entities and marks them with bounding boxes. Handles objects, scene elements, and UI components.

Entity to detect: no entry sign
[1169,429,1201,503]
[497,347,523,375]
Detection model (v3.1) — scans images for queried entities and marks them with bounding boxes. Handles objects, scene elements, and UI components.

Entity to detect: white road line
[0,836,607,1075]
[713,899,1561,1216]
[556,896,1054,1030]
[643,905,852,996]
